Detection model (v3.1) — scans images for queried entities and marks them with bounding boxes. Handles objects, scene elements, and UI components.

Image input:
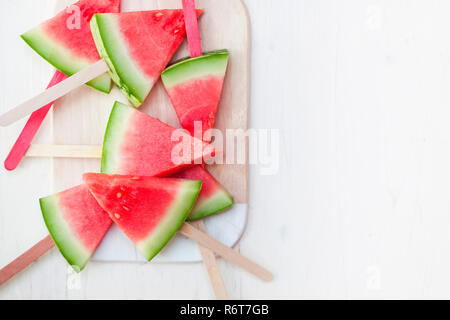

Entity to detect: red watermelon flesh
[39,185,112,272]
[118,10,200,80]
[21,0,120,93]
[90,9,202,107]
[45,0,120,61]
[161,50,229,141]
[84,173,202,261]
[101,101,219,178]
[170,76,224,139]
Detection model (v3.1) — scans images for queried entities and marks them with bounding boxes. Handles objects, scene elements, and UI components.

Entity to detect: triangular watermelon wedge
[39,185,112,272]
[102,102,220,177]
[83,173,202,261]
[21,0,120,93]
[161,50,229,141]
[90,9,202,107]
[101,101,219,177]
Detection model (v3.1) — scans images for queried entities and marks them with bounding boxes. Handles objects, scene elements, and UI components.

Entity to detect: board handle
[0,60,109,127]
[181,223,273,282]
[0,235,55,286]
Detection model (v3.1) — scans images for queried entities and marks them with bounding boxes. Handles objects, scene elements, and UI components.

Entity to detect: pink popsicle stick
[182,0,203,58]
[4,71,68,171]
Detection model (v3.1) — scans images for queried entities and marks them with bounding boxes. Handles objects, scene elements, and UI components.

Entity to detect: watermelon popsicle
[39,185,112,272]
[4,0,121,170]
[84,174,203,261]
[161,50,229,142]
[101,102,219,176]
[0,9,202,127]
[160,0,233,220]
[163,0,229,141]
[21,0,121,93]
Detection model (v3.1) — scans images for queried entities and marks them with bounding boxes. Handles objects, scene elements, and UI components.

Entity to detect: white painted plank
[0,0,67,300]
[7,0,450,300]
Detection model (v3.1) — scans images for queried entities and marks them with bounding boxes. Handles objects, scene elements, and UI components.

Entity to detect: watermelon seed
[123,206,130,211]
[174,29,180,34]
[115,214,121,219]
[156,12,164,17]
[117,193,122,199]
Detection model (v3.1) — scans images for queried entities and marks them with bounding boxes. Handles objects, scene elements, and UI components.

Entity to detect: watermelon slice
[102,101,218,176]
[170,166,233,221]
[161,50,229,140]
[161,50,233,220]
[21,0,120,93]
[90,9,202,107]
[39,185,112,272]
[84,173,202,261]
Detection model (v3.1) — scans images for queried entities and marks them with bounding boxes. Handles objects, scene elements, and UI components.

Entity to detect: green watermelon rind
[21,27,112,93]
[136,180,203,261]
[90,14,151,107]
[161,49,229,89]
[101,101,133,174]
[187,187,234,221]
[39,195,90,273]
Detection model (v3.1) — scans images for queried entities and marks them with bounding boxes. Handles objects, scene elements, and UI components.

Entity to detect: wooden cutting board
[50,0,250,262]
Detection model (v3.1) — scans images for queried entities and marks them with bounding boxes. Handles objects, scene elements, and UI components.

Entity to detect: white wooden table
[3,0,450,299]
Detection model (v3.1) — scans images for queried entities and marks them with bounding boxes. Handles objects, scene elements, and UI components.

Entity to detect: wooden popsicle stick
[26,145,102,159]
[0,224,272,287]
[194,221,229,300]
[0,235,55,286]
[180,223,273,282]
[0,60,109,127]
[4,71,69,171]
